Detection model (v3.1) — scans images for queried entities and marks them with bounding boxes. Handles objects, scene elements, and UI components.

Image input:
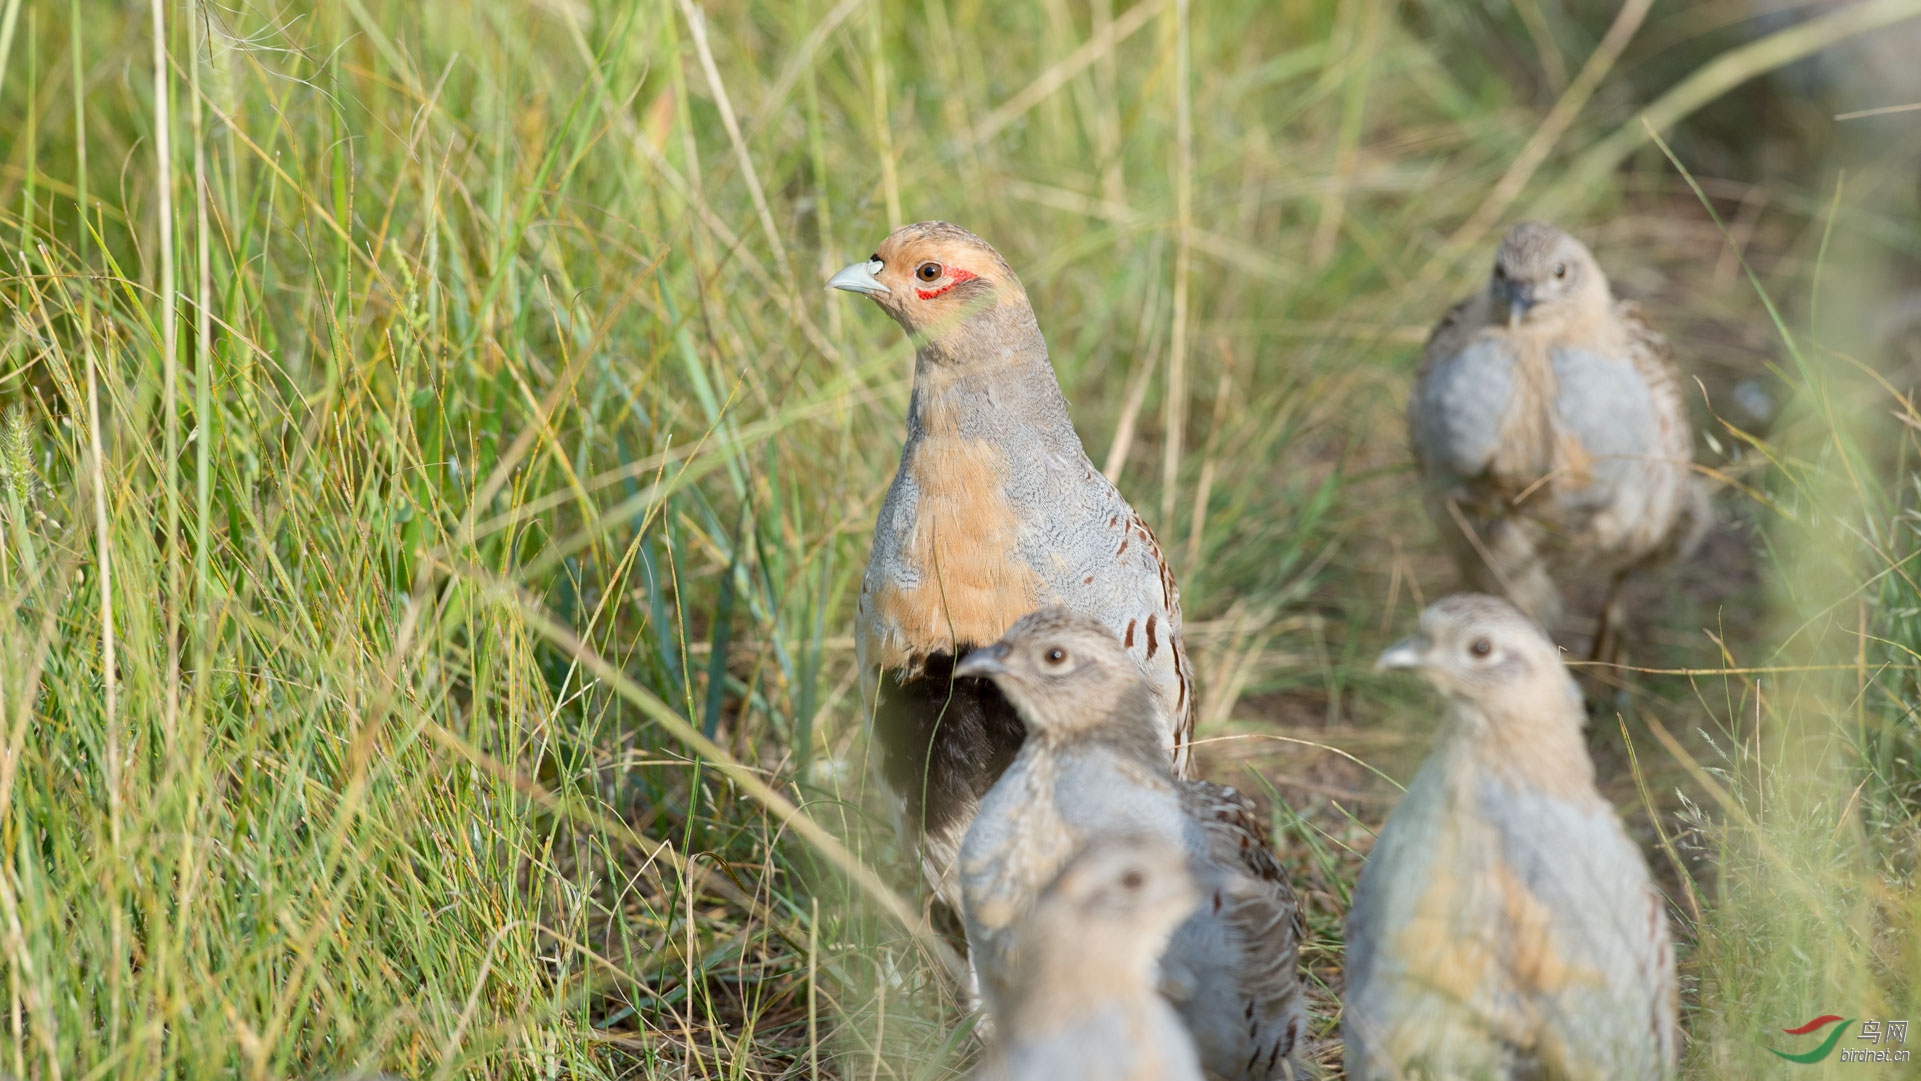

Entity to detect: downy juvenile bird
[1346,595,1678,1081]
[956,607,1306,1081]
[829,223,1194,912]
[974,836,1207,1081]
[1409,222,1708,659]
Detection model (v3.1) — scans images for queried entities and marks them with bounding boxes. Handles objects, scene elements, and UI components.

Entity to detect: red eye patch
[916,267,978,300]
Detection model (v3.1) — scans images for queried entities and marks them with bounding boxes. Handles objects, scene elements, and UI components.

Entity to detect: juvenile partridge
[1409,222,1709,657]
[1346,595,1678,1081]
[956,607,1307,1081]
[974,835,1207,1081]
[829,223,1194,911]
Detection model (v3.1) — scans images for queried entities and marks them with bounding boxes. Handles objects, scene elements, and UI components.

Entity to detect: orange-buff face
[826,221,1024,339]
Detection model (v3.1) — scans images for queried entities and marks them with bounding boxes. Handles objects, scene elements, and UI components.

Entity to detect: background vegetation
[1,0,1918,1076]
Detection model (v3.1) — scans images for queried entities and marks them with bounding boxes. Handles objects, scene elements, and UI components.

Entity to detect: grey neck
[1038,683,1173,775]
[1437,694,1596,793]
[907,305,1077,443]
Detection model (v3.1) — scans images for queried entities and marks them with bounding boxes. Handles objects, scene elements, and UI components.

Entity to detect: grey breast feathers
[1413,335,1522,483]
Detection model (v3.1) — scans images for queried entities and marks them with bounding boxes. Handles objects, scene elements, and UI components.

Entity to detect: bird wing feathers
[1620,300,1709,563]
[1342,758,1527,1080]
[1100,490,1196,772]
[1417,294,1483,382]
[1409,295,1499,483]
[1615,300,1683,417]
[1487,783,1678,1080]
[1171,781,1308,1081]
[1014,451,1195,769]
[1180,781,1303,938]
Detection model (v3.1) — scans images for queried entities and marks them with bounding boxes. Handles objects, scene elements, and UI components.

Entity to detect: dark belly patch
[874,651,1027,840]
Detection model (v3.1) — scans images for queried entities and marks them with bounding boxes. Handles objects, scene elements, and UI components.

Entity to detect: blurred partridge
[1346,595,1678,1081]
[956,608,1307,1081]
[1409,222,1708,657]
[974,836,1207,1081]
[829,223,1194,911]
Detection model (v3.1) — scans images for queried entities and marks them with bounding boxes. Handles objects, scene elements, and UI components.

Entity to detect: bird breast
[1546,348,1656,458]
[1421,331,1684,539]
[1354,747,1654,1035]
[863,431,1044,672]
[1417,336,1519,481]
[1417,334,1571,486]
[1545,345,1683,547]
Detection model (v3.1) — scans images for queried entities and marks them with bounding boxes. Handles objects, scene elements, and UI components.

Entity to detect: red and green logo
[1770,1015,1853,1063]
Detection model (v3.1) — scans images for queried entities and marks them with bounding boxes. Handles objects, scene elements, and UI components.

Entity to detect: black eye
[1469,637,1493,657]
[1044,647,1067,665]
[1121,870,1144,890]
[1493,264,1506,280]
[1552,263,1567,279]
[916,262,943,282]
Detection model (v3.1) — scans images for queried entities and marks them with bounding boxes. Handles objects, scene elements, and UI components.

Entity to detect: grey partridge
[830,222,1195,913]
[973,835,1207,1081]
[1346,594,1679,1081]
[1409,222,1708,658]
[956,607,1307,1081]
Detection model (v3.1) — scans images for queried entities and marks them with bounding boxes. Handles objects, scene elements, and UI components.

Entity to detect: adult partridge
[829,222,1194,910]
[1409,222,1708,657]
[956,608,1307,1081]
[1346,595,1678,1081]
[974,835,1207,1081]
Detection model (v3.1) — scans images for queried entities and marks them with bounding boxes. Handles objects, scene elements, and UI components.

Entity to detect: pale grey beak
[955,643,1011,680]
[1375,634,1432,673]
[827,258,889,296]
[1497,279,1534,328]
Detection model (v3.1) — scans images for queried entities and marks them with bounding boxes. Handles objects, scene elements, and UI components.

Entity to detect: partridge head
[978,836,1208,1081]
[1376,593,1593,792]
[1014,834,1204,1000]
[1486,221,1610,329]
[829,221,1037,363]
[1376,592,1582,718]
[955,607,1164,752]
